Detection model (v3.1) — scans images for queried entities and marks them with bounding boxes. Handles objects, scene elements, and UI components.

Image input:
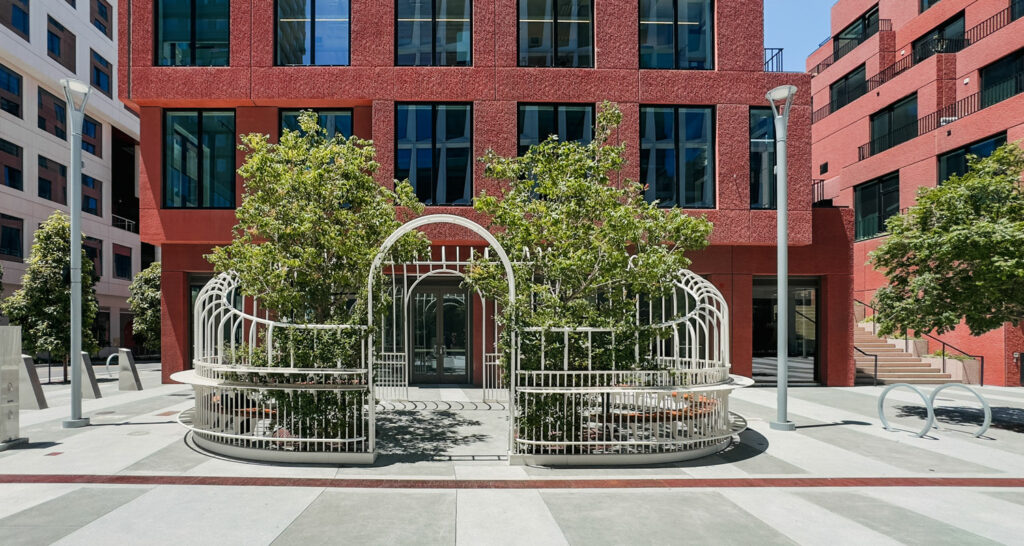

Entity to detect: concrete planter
[920,356,981,384]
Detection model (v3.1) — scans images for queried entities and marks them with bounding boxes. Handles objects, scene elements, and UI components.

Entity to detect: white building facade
[0,0,145,356]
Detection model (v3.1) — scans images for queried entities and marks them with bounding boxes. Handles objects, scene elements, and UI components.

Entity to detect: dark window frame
[937,132,1007,184]
[0,137,23,191]
[911,12,966,63]
[517,0,595,68]
[854,172,900,240]
[394,102,474,207]
[394,0,473,67]
[279,108,355,139]
[274,0,352,66]
[37,154,68,205]
[155,0,231,67]
[0,61,22,118]
[82,114,102,158]
[516,102,595,155]
[113,243,132,280]
[84,236,103,277]
[749,107,776,210]
[38,88,68,141]
[980,47,1024,109]
[869,93,918,156]
[638,0,715,70]
[833,5,880,61]
[639,104,716,209]
[91,0,113,39]
[46,15,77,73]
[90,49,112,97]
[162,109,237,209]
[2,0,30,41]
[0,213,24,261]
[829,64,867,112]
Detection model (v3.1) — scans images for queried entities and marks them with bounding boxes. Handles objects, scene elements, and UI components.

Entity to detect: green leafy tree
[0,212,99,362]
[208,110,429,326]
[465,102,713,366]
[128,261,161,353]
[872,142,1024,337]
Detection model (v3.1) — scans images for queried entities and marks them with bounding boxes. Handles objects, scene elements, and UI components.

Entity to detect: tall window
[82,115,102,157]
[517,104,593,155]
[834,6,879,61]
[90,50,112,97]
[938,133,1006,183]
[84,236,102,277]
[114,244,132,280]
[639,0,713,70]
[639,106,715,208]
[0,214,23,260]
[38,89,68,140]
[2,0,30,41]
[396,103,472,206]
[38,155,68,205]
[980,49,1024,108]
[749,108,776,210]
[157,0,230,66]
[854,172,899,240]
[82,175,102,216]
[518,0,593,67]
[164,111,236,208]
[869,94,917,155]
[47,17,77,73]
[281,109,353,139]
[276,0,350,66]
[0,137,23,191]
[91,0,113,39]
[0,62,21,118]
[920,0,941,12]
[912,13,965,63]
[397,0,472,66]
[830,65,866,112]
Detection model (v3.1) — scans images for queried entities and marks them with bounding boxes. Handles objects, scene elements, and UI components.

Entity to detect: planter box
[920,356,981,384]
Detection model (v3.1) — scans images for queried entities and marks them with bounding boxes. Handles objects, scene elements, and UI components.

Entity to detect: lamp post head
[766,85,798,120]
[60,78,91,113]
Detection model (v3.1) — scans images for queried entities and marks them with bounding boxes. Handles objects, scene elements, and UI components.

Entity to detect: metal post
[61,79,91,429]
[767,85,797,432]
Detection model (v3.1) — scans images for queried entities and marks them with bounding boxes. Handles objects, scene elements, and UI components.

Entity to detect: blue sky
[764,0,835,72]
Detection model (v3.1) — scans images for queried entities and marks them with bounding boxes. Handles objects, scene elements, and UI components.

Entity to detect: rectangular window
[980,49,1024,109]
[749,107,776,210]
[0,62,22,118]
[157,0,230,66]
[920,0,941,12]
[90,50,112,97]
[854,172,899,240]
[396,0,471,66]
[81,115,102,157]
[639,106,715,208]
[280,109,353,139]
[1,0,30,41]
[937,133,1006,184]
[517,103,593,155]
[38,155,68,205]
[518,0,593,67]
[869,94,917,156]
[276,0,351,66]
[639,0,713,70]
[91,0,113,39]
[47,16,77,73]
[0,213,23,260]
[834,6,879,61]
[82,174,102,216]
[912,13,965,63]
[396,103,472,206]
[84,236,102,277]
[38,88,68,141]
[164,111,236,208]
[114,244,132,280]
[829,64,866,112]
[0,137,23,191]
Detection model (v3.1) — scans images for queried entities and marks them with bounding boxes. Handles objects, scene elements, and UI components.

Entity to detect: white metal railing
[112,214,138,233]
[374,352,408,401]
[483,352,507,402]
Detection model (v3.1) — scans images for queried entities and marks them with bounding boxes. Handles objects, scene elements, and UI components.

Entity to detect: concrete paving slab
[863,487,1024,544]
[456,490,567,545]
[0,483,81,519]
[0,487,148,545]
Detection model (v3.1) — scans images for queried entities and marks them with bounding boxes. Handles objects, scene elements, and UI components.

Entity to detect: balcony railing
[764,48,784,72]
[867,1,1024,91]
[811,19,891,76]
[812,81,868,123]
[811,179,830,207]
[858,71,1024,161]
[112,214,138,234]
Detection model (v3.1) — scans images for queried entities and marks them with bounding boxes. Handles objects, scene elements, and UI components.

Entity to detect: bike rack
[877,383,992,438]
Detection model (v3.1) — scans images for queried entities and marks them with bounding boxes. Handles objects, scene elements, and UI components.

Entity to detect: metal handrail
[764,48,784,72]
[811,19,891,76]
[112,214,138,233]
[854,346,880,386]
[854,299,985,385]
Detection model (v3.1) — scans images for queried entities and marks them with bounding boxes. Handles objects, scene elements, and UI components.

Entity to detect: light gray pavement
[2,364,1024,544]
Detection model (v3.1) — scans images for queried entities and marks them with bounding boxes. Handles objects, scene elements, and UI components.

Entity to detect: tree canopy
[0,212,99,359]
[208,110,429,325]
[465,101,713,341]
[871,142,1024,337]
[128,261,161,353]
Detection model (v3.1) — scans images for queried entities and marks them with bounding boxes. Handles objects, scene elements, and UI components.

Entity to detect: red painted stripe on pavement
[1,475,1023,489]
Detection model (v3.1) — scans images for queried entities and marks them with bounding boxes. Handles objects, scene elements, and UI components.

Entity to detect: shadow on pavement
[374,410,492,463]
[796,420,871,429]
[896,405,1024,433]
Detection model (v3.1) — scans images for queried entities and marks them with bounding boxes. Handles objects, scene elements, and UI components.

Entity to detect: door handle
[439,345,446,357]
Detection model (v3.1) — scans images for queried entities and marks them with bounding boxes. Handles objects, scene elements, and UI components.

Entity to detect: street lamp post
[61,78,91,429]
[767,85,797,432]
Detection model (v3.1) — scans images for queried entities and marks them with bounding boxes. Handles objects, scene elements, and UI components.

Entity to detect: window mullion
[673,0,679,69]
[432,0,438,67]
[674,107,681,206]
[432,105,439,204]
[191,0,198,66]
[552,3,558,66]
[196,112,204,208]
[310,0,317,65]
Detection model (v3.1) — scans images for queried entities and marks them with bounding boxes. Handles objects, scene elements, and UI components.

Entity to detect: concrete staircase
[855,324,960,385]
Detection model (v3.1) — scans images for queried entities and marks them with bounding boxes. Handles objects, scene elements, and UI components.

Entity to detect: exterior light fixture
[60,78,92,429]
[766,84,797,432]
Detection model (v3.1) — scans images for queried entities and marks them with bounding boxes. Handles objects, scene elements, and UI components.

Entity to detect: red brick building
[809,0,1024,386]
[120,0,855,386]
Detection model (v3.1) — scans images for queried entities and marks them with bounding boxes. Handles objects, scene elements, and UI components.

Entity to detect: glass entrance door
[410,285,470,384]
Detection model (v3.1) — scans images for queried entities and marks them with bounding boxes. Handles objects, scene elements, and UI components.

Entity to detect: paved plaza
[2,363,1024,545]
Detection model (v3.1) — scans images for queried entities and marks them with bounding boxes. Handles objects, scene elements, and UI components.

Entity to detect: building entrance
[410,284,470,384]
